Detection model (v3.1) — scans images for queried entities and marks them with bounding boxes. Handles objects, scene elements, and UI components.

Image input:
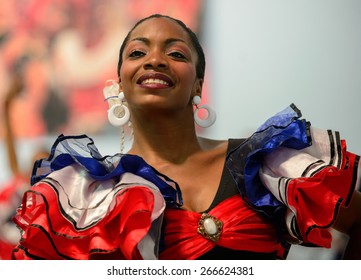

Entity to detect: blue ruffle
[226,104,311,217]
[31,134,183,207]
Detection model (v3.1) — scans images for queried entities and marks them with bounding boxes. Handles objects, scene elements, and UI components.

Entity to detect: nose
[143,50,168,70]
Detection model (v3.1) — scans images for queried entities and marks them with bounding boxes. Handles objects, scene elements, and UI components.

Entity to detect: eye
[168,51,186,59]
[129,50,145,58]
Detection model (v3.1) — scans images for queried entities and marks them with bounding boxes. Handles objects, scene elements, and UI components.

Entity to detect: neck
[128,110,201,165]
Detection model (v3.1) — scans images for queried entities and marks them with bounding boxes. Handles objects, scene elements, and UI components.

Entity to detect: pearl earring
[192,96,216,128]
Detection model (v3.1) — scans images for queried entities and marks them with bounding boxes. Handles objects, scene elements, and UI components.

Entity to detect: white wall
[201,0,361,156]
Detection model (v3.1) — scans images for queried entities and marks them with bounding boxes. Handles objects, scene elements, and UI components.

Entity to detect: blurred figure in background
[0,72,49,260]
[0,0,71,139]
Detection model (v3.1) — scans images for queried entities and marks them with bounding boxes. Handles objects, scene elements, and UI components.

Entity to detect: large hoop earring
[193,96,216,128]
[107,92,130,127]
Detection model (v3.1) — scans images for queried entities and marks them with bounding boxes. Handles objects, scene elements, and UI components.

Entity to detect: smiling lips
[137,73,174,88]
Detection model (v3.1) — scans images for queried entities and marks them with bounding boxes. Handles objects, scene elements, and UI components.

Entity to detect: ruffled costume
[11,104,360,259]
[12,135,181,260]
[226,104,360,248]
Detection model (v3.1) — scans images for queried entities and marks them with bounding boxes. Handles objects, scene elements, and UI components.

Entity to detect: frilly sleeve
[226,104,360,248]
[12,134,183,260]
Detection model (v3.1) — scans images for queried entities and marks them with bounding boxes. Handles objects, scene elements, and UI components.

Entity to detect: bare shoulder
[197,136,228,151]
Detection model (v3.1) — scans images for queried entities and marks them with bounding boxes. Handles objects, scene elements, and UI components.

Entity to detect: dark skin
[111,16,361,259]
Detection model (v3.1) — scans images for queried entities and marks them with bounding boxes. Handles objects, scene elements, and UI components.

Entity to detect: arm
[333,190,361,259]
[3,73,23,176]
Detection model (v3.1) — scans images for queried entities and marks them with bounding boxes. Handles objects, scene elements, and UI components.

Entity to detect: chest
[156,154,226,212]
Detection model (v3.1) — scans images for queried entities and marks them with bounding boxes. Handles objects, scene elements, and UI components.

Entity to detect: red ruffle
[160,195,285,259]
[12,182,156,260]
[286,141,358,247]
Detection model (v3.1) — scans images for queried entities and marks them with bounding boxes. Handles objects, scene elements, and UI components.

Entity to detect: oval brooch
[197,213,223,242]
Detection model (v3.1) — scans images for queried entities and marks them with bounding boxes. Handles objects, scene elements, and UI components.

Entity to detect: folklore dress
[11,104,360,259]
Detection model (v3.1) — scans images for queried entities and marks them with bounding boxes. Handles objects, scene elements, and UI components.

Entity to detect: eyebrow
[130,37,189,46]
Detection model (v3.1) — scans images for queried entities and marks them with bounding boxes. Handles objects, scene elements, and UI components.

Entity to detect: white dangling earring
[193,96,216,128]
[107,92,130,127]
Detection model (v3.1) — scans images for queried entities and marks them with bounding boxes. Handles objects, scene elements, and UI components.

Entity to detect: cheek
[181,66,198,90]
[119,64,136,91]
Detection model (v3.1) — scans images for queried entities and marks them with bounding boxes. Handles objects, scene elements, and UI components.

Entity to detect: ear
[193,78,203,98]
[118,81,123,93]
[104,80,121,108]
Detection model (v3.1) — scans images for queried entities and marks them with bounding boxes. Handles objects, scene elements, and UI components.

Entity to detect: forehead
[128,17,192,45]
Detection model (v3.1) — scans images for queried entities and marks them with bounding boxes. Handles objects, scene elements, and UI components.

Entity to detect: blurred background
[0,0,360,260]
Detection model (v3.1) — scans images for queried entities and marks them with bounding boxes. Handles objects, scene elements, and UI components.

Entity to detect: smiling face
[118,17,203,112]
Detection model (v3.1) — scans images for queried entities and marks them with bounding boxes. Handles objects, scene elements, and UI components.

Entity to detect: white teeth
[141,78,169,85]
